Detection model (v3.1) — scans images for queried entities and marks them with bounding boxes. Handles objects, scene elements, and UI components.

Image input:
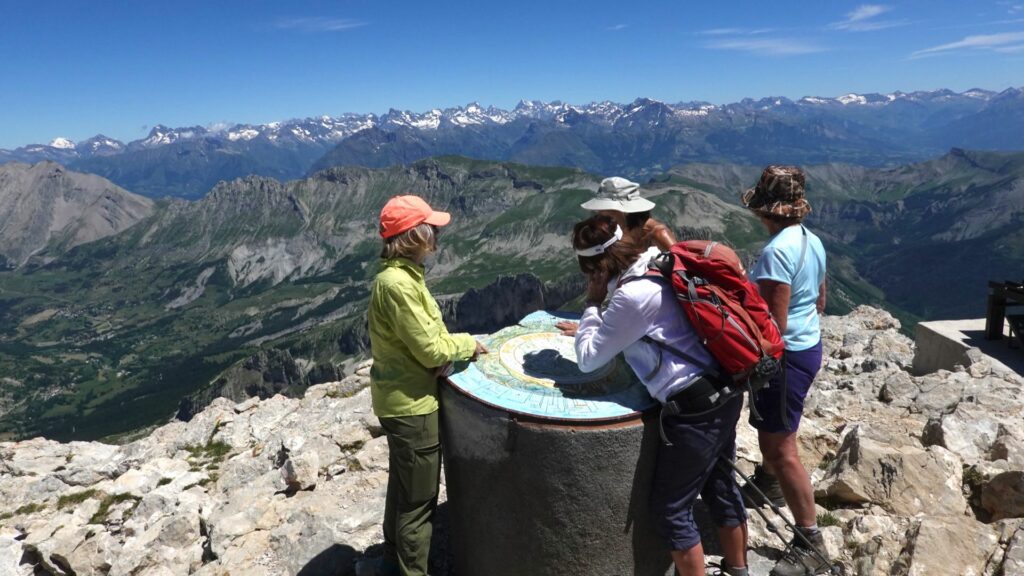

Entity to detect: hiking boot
[770,529,832,576]
[708,561,749,576]
[354,556,400,576]
[741,464,786,508]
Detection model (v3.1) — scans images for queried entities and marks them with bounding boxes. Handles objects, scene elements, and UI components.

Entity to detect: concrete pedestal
[914,319,1024,375]
[440,383,671,576]
[913,320,977,375]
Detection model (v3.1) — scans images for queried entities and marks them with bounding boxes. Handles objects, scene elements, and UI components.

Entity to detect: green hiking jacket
[368,257,476,417]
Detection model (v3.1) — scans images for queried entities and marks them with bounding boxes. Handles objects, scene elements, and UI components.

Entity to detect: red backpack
[639,240,784,389]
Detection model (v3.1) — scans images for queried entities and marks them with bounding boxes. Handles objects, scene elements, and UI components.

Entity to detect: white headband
[575,226,623,257]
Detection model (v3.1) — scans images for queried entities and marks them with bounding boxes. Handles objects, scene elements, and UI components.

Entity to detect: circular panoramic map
[446,311,657,422]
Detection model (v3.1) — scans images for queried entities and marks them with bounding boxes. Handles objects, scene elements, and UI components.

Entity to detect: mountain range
[1,148,1021,442]
[2,88,1023,198]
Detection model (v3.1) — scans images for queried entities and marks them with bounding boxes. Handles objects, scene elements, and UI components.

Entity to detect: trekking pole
[717,457,840,576]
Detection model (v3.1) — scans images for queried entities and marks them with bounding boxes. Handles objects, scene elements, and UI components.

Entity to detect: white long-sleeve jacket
[574,248,717,403]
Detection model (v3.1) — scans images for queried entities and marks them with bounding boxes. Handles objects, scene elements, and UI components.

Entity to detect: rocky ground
[1,306,1022,575]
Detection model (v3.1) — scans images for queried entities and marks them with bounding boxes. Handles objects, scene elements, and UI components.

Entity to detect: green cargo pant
[380,411,441,576]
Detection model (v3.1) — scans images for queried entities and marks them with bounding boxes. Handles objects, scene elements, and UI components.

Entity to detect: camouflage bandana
[740,165,812,219]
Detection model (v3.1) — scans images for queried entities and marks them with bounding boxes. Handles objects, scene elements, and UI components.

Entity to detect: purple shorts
[650,395,746,552]
[750,340,823,433]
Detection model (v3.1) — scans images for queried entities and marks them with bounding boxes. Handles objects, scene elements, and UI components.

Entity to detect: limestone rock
[863,331,914,369]
[818,426,967,516]
[964,348,993,378]
[349,436,389,473]
[844,514,913,576]
[64,530,121,576]
[991,424,1024,469]
[233,396,260,413]
[108,513,205,576]
[0,528,32,576]
[890,517,999,576]
[1003,526,1024,576]
[921,403,1001,464]
[981,471,1024,521]
[911,371,969,417]
[877,369,918,408]
[281,450,320,491]
[847,306,902,332]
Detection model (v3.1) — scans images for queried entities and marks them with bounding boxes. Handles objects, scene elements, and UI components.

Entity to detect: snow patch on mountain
[675,104,715,117]
[141,125,206,148]
[837,93,868,105]
[228,129,260,142]
[83,137,124,152]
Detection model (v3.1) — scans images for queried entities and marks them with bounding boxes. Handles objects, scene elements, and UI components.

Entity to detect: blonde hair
[380,223,437,260]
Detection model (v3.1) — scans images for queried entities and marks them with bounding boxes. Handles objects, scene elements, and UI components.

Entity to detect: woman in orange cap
[367,194,487,576]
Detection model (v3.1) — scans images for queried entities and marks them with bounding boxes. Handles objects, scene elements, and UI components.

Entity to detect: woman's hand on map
[470,340,489,361]
[555,321,578,337]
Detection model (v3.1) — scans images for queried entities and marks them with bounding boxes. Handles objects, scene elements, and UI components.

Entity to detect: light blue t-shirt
[750,225,827,351]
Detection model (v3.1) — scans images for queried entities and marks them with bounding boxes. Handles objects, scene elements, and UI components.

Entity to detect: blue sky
[2,0,1023,148]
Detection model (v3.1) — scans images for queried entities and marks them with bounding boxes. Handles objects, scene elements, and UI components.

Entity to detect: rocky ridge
[1,306,1022,575]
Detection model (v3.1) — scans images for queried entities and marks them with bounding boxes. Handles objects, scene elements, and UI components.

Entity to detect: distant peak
[631,97,665,106]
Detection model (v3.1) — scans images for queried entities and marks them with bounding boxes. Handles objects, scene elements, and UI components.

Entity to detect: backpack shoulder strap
[617,266,666,288]
[640,335,721,381]
[794,224,808,279]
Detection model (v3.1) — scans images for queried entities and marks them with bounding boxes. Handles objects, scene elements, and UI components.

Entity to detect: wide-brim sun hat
[740,165,812,219]
[580,176,656,213]
[379,195,451,238]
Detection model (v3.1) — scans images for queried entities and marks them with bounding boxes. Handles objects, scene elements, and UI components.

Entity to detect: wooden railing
[986,280,1024,341]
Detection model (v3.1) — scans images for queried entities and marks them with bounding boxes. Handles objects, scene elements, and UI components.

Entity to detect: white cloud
[701,28,742,36]
[607,24,628,31]
[274,17,367,33]
[699,27,773,36]
[205,122,232,133]
[1000,2,1024,14]
[994,43,1024,53]
[704,38,825,56]
[911,31,1024,57]
[830,4,905,32]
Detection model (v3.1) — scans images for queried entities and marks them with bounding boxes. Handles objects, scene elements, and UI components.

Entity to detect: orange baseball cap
[379,195,452,238]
